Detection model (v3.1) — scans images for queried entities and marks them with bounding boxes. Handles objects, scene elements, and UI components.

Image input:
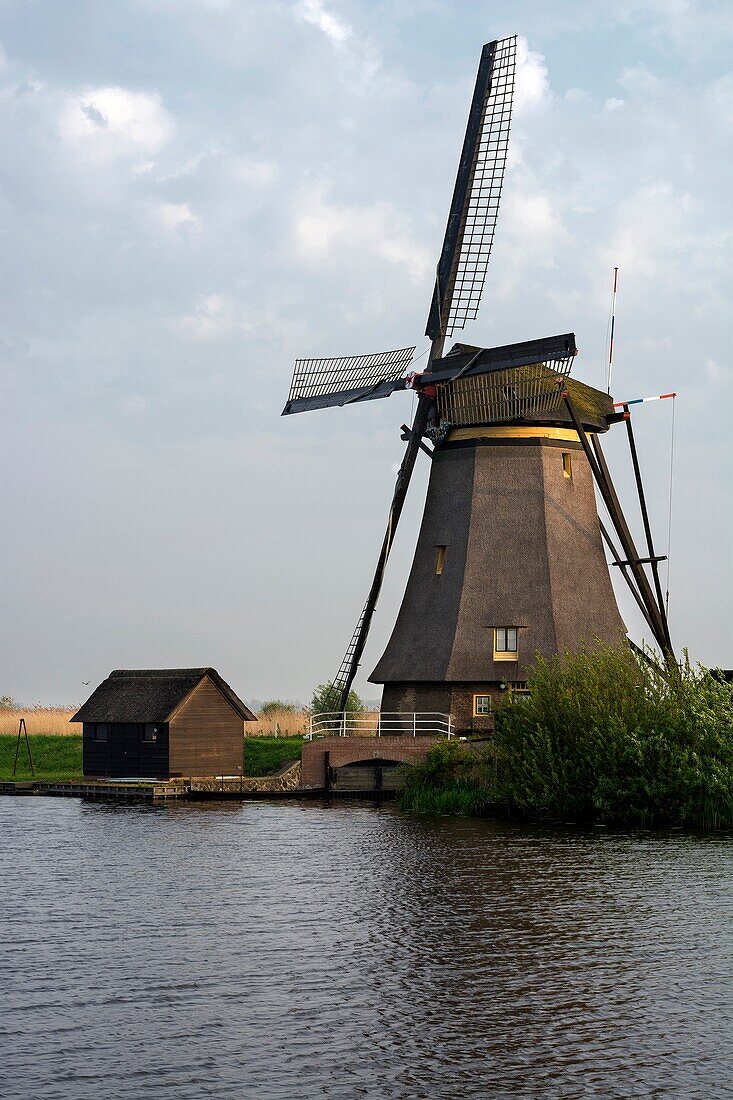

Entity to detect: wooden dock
[0,779,187,801]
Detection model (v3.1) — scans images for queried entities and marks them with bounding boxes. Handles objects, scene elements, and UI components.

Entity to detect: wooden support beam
[563,395,669,654]
[590,430,673,659]
[622,405,673,653]
[599,521,658,637]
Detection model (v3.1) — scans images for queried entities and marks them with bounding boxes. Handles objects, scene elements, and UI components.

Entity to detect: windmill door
[110,723,140,777]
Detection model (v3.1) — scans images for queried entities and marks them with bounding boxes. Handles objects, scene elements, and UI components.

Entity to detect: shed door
[110,723,140,777]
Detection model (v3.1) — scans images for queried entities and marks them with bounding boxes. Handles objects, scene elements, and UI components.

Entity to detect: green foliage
[310,683,364,716]
[0,735,83,782]
[400,740,495,816]
[243,736,303,776]
[258,700,298,717]
[492,647,733,827]
[401,646,733,829]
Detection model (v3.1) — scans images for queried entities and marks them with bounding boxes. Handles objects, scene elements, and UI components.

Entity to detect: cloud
[154,201,199,230]
[58,86,175,161]
[293,185,430,283]
[295,0,352,46]
[604,97,626,112]
[513,37,550,117]
[232,158,277,186]
[178,293,253,338]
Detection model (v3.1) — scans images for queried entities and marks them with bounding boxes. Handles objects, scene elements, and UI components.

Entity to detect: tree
[310,683,364,715]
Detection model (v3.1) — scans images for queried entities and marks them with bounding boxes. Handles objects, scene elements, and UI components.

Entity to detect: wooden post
[622,405,673,651]
[324,750,330,793]
[12,718,34,777]
[563,395,670,655]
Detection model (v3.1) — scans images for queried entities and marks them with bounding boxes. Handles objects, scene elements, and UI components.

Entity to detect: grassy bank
[0,734,303,782]
[401,647,733,828]
[244,736,303,775]
[0,735,83,782]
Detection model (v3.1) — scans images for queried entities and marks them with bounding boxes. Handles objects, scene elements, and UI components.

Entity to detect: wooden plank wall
[168,677,243,777]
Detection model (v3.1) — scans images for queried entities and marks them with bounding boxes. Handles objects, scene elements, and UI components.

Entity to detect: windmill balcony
[307,711,453,740]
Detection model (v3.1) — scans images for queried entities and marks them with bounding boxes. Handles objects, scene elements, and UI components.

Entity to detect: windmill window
[473,694,492,716]
[562,452,572,478]
[435,545,447,575]
[494,627,518,660]
[509,681,530,700]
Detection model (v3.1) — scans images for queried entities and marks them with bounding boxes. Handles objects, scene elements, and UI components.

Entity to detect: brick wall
[301,736,440,789]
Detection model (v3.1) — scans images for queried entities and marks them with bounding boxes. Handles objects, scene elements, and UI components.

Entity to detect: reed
[0,708,78,737]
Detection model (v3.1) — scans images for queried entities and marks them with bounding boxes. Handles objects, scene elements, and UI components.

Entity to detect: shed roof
[71,668,256,724]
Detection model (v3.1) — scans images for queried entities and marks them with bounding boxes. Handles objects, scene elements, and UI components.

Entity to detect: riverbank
[0,734,304,784]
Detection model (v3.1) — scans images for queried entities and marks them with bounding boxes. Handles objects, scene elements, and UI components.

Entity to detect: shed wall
[168,676,243,777]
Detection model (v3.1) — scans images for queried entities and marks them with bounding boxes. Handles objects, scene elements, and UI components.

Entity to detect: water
[1,798,731,1099]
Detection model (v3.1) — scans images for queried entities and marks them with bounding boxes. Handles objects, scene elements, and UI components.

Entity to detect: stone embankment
[189,760,301,795]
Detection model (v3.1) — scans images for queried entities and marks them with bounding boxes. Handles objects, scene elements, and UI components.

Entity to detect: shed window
[473,694,492,716]
[494,626,518,660]
[143,724,162,742]
[435,545,447,575]
[93,723,108,742]
[562,452,572,478]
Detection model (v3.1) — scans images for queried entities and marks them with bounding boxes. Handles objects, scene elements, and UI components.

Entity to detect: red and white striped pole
[607,266,619,394]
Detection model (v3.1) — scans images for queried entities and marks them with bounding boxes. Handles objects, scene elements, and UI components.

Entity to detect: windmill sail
[426,35,516,341]
[282,346,416,415]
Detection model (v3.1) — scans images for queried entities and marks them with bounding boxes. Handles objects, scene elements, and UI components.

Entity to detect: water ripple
[0,798,731,1098]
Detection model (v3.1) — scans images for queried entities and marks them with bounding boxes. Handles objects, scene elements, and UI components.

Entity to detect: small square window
[562,452,572,479]
[473,694,492,716]
[435,545,447,575]
[93,723,108,742]
[494,626,518,660]
[509,681,530,701]
[143,724,161,742]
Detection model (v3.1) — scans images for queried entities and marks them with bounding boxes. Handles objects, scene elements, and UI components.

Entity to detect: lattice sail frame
[286,346,415,408]
[436,356,574,426]
[441,36,516,337]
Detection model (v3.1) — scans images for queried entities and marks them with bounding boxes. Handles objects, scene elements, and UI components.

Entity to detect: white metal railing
[307,711,453,739]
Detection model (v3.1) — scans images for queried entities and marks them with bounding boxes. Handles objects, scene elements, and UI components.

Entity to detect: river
[0,797,731,1098]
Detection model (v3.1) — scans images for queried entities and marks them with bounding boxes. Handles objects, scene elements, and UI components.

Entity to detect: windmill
[284,37,673,731]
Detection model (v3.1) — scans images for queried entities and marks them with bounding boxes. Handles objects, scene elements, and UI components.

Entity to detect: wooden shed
[71,668,256,779]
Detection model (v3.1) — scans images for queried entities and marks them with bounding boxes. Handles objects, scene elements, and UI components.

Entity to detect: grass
[0,733,304,782]
[0,734,83,782]
[244,736,304,776]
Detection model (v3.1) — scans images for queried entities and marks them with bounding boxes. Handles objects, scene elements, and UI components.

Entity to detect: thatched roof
[446,343,615,432]
[71,668,256,724]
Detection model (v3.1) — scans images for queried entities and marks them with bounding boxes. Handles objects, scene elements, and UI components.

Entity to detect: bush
[492,647,733,827]
[401,646,733,828]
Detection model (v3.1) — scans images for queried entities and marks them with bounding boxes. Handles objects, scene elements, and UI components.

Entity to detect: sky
[1,0,732,706]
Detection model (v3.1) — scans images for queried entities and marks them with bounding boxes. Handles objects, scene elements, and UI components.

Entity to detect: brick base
[301,736,439,790]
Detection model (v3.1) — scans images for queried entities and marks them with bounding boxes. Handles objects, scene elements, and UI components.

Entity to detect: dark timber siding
[82,722,169,778]
[168,676,243,777]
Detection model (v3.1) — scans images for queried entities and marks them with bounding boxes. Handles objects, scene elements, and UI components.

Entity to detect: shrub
[401,646,733,828]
